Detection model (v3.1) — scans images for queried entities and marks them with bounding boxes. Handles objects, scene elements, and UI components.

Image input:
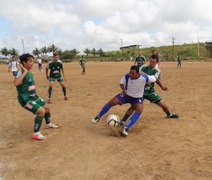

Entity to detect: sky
[0,0,212,54]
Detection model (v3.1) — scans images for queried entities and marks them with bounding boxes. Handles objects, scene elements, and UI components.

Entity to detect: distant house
[120,45,140,50]
[205,42,212,50]
[205,42,212,57]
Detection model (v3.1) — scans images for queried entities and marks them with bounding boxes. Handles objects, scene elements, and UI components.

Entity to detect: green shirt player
[14,53,60,141]
[120,54,179,126]
[134,52,146,67]
[46,52,68,103]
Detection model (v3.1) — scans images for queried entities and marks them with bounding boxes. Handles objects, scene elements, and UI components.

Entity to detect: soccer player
[8,55,19,77]
[134,52,146,67]
[92,65,157,136]
[46,52,68,103]
[152,50,160,68]
[37,57,43,72]
[120,55,179,126]
[177,54,182,68]
[14,53,60,140]
[79,55,86,75]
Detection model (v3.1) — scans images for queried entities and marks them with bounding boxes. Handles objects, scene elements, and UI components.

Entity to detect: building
[120,45,140,50]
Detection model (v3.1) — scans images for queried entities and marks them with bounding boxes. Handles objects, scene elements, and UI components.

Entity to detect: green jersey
[16,70,39,106]
[140,64,160,94]
[47,60,63,78]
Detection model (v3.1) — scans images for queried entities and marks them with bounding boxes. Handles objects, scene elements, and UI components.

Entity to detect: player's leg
[24,101,47,140]
[43,106,60,129]
[156,100,179,118]
[48,80,54,103]
[59,81,68,100]
[92,93,125,123]
[122,102,143,136]
[120,106,134,126]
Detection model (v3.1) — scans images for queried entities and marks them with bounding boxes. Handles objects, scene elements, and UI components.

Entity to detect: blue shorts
[115,93,143,105]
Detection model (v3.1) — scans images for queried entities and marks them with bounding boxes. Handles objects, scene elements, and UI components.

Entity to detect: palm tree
[9,48,19,56]
[48,44,59,54]
[84,48,91,56]
[40,46,48,56]
[32,48,40,57]
[91,48,96,56]
[0,47,9,58]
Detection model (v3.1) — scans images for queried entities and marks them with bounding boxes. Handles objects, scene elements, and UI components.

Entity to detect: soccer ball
[107,114,120,127]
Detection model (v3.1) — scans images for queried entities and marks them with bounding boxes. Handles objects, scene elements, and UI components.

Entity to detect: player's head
[19,53,34,69]
[12,55,16,61]
[53,52,59,62]
[130,65,140,79]
[150,55,157,68]
[152,50,156,54]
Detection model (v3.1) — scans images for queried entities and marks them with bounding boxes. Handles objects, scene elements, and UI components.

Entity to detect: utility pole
[197,37,200,59]
[172,37,175,61]
[21,39,25,53]
[121,38,123,55]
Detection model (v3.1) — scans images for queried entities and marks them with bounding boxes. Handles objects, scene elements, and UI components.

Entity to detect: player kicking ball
[14,53,60,140]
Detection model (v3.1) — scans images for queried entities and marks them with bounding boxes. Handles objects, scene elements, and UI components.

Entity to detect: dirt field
[0,61,212,180]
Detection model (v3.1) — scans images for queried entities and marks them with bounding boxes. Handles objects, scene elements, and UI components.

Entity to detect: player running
[14,53,60,141]
[46,52,68,103]
[120,55,179,126]
[134,52,146,68]
[8,55,19,77]
[92,65,157,136]
[79,55,86,75]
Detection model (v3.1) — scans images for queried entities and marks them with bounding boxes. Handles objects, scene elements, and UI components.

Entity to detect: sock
[125,112,141,129]
[98,103,111,118]
[48,87,52,98]
[34,115,43,133]
[44,112,51,124]
[165,111,171,116]
[62,87,66,96]
[121,114,130,122]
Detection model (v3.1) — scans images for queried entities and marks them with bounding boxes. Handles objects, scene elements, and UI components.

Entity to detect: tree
[97,48,104,57]
[0,47,9,58]
[32,48,40,57]
[60,49,79,59]
[9,48,19,56]
[91,48,96,56]
[48,44,59,54]
[84,48,91,56]
[40,46,48,56]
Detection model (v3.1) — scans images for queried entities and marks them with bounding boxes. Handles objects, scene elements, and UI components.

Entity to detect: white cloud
[0,0,212,54]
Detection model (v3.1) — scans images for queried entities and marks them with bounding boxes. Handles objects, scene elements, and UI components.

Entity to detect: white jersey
[120,73,156,98]
[8,61,19,72]
[37,58,42,64]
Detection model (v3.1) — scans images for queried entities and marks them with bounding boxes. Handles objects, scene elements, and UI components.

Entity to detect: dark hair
[19,53,34,65]
[53,52,59,57]
[151,54,158,60]
[12,55,16,59]
[130,65,139,73]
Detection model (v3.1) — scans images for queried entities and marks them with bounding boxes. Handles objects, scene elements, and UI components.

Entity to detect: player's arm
[61,66,66,81]
[156,79,168,91]
[13,66,28,86]
[8,63,11,72]
[120,76,127,94]
[46,67,49,80]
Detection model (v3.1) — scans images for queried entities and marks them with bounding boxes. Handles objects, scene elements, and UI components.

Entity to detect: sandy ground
[0,61,212,180]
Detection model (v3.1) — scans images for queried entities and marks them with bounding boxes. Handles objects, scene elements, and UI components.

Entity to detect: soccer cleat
[32,131,47,140]
[64,96,68,100]
[119,121,125,127]
[121,128,129,136]
[45,123,60,129]
[47,98,52,103]
[167,113,179,118]
[91,116,100,123]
